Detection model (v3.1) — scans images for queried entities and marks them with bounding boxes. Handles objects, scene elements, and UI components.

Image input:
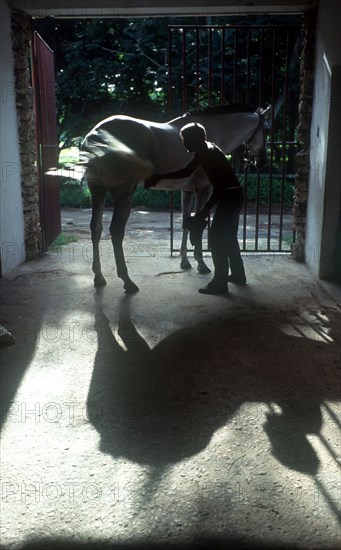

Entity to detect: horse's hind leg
[181,188,211,273]
[109,188,139,294]
[180,190,193,270]
[89,184,107,287]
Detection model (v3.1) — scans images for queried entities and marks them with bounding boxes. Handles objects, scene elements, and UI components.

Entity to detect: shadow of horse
[87,294,341,476]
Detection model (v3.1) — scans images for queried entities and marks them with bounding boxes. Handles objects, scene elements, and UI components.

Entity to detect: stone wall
[292,8,317,262]
[11,10,42,260]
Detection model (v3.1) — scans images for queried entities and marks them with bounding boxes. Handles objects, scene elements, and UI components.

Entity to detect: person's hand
[145,174,161,188]
[183,214,207,230]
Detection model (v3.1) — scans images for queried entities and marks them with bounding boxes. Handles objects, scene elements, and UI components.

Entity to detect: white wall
[305,0,341,279]
[0,1,25,274]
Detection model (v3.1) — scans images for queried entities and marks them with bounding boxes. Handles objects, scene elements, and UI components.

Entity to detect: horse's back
[83,114,189,172]
[84,115,178,163]
[84,115,152,158]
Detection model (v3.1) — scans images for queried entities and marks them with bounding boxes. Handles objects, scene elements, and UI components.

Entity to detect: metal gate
[168,23,303,253]
[32,32,61,251]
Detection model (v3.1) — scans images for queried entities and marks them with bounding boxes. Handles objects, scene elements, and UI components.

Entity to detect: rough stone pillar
[292,8,317,262]
[11,10,42,260]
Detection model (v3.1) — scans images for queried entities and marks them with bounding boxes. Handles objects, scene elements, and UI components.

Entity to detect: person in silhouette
[145,122,246,294]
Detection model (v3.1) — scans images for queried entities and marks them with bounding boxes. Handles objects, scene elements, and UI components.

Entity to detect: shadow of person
[87,293,340,477]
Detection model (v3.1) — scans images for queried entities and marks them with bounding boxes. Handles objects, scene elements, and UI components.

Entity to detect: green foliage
[60,184,91,208]
[34,17,183,149]
[50,233,78,249]
[244,175,294,207]
[59,147,79,164]
[132,188,181,210]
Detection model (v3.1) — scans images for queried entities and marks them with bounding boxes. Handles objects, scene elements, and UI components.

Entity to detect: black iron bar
[170,24,302,29]
[243,167,248,249]
[255,169,261,251]
[208,28,213,105]
[233,28,238,102]
[267,29,276,251]
[246,28,251,104]
[279,29,290,251]
[195,28,200,107]
[220,28,225,104]
[182,29,187,111]
[255,28,263,252]
[170,191,174,257]
[167,27,172,112]
[259,28,264,108]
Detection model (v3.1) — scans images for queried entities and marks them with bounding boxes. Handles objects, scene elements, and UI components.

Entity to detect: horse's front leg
[89,184,107,287]
[180,190,193,270]
[109,188,139,294]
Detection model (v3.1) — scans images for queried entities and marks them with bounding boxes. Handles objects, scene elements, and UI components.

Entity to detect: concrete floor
[0,209,340,550]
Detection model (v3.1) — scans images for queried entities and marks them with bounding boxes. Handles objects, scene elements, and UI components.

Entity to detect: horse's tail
[80,129,154,185]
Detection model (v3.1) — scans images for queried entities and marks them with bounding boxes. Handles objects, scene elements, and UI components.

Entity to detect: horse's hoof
[197,265,211,274]
[94,274,107,287]
[180,259,192,270]
[123,280,139,293]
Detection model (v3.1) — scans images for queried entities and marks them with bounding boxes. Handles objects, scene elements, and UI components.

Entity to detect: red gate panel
[32,31,61,250]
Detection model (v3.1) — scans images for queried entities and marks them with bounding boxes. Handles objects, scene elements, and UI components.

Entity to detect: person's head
[180,123,207,152]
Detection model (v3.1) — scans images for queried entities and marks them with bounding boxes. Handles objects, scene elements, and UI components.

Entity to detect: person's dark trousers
[209,187,245,287]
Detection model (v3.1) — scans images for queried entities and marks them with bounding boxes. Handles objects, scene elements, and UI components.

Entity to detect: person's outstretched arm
[145,157,199,188]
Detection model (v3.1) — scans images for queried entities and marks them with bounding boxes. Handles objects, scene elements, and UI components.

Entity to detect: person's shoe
[227,275,247,285]
[198,282,228,295]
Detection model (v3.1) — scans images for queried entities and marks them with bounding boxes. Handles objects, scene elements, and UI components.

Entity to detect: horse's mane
[186,103,262,117]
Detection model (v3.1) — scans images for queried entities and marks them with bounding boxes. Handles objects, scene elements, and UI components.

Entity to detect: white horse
[80,104,269,293]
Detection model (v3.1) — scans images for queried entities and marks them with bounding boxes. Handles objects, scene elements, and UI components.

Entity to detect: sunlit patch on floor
[280,309,334,343]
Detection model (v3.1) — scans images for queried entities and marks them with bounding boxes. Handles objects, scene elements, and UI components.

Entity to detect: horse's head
[245,105,271,169]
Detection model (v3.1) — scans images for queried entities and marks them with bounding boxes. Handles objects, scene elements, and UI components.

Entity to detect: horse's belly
[145,166,208,192]
[150,178,192,191]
